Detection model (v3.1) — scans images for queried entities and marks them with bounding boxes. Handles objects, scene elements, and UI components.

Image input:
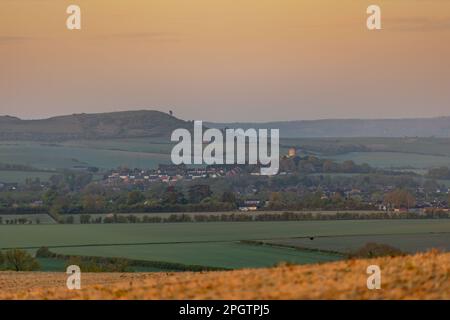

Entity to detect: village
[100,161,450,214]
[1,147,450,216]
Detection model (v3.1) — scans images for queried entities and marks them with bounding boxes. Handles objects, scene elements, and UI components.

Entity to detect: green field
[262,233,450,254]
[329,152,450,169]
[1,220,449,270]
[282,137,450,157]
[61,138,174,154]
[48,242,341,269]
[3,137,450,172]
[0,141,171,170]
[36,257,68,272]
[281,137,450,169]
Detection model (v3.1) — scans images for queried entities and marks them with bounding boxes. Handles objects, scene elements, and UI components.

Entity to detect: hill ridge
[2,110,450,140]
[206,116,450,138]
[0,110,190,141]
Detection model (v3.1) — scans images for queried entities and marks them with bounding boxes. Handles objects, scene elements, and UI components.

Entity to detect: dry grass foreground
[0,251,449,300]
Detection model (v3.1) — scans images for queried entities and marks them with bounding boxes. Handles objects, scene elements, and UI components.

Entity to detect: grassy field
[282,137,450,157]
[261,233,450,254]
[281,137,450,169]
[1,220,449,270]
[48,242,341,269]
[0,141,171,170]
[2,251,449,299]
[36,258,68,272]
[61,138,174,154]
[2,220,450,248]
[2,137,450,172]
[329,152,450,169]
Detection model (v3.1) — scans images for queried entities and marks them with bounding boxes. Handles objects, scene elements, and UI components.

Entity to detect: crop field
[3,137,450,172]
[280,137,450,169]
[282,137,450,157]
[1,220,449,270]
[261,233,450,254]
[61,138,174,155]
[0,141,170,170]
[48,242,341,269]
[2,220,450,248]
[328,152,450,169]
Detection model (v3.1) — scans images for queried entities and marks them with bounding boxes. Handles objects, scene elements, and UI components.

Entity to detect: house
[0,182,18,191]
[30,200,44,207]
[159,175,170,183]
[239,206,257,212]
[287,147,297,158]
[239,200,261,211]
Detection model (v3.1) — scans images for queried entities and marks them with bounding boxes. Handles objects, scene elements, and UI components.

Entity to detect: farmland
[49,242,341,269]
[328,152,450,170]
[0,220,449,270]
[260,233,450,254]
[2,137,450,174]
[282,137,450,169]
[0,140,171,171]
[281,137,450,157]
[2,220,449,248]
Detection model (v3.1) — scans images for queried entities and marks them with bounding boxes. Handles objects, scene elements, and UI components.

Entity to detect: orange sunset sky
[1,0,450,121]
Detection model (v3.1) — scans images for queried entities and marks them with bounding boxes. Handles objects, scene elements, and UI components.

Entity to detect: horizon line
[2,108,450,123]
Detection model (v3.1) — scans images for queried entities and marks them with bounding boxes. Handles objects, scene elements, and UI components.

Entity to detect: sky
[1,0,450,122]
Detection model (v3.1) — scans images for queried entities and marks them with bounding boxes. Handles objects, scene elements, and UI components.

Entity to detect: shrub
[64,256,130,272]
[349,243,404,259]
[0,251,4,268]
[65,216,75,224]
[80,214,91,224]
[40,248,227,272]
[35,246,54,258]
[3,249,40,271]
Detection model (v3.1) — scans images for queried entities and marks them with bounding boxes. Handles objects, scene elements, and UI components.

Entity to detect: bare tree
[4,249,40,271]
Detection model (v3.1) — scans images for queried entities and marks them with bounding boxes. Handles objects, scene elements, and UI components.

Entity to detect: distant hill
[206,117,450,138]
[2,111,450,141]
[0,110,191,141]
